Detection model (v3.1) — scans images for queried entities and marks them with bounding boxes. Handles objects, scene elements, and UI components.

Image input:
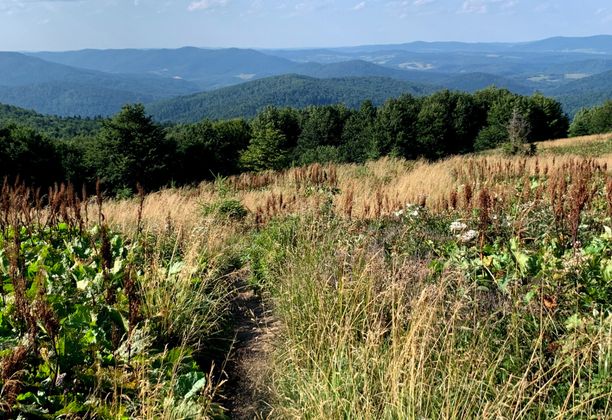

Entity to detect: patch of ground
[224,287,279,419]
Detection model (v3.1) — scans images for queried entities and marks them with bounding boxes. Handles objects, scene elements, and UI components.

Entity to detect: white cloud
[595,7,612,21]
[459,0,517,14]
[460,0,487,14]
[413,0,434,6]
[187,0,228,12]
[353,1,365,10]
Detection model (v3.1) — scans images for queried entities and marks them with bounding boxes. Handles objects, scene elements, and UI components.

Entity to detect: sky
[0,0,611,51]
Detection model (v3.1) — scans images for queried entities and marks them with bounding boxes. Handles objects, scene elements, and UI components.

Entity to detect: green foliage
[90,104,172,192]
[0,124,63,185]
[474,125,508,151]
[569,101,612,137]
[240,124,289,172]
[339,100,377,163]
[244,217,299,289]
[202,198,248,221]
[0,220,228,418]
[0,88,579,192]
[371,94,420,158]
[0,103,102,138]
[167,118,251,183]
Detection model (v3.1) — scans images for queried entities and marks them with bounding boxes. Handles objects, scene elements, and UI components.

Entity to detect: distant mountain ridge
[29,47,298,90]
[0,35,606,118]
[0,51,201,116]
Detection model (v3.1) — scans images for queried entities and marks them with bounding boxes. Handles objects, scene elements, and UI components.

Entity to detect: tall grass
[5,134,609,417]
[252,213,612,419]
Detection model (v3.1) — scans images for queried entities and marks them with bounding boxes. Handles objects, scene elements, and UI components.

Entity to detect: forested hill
[550,70,612,116]
[0,52,201,117]
[147,74,437,123]
[0,103,102,138]
[29,47,299,90]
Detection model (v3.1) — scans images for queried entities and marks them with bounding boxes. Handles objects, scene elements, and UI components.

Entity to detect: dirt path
[224,286,279,419]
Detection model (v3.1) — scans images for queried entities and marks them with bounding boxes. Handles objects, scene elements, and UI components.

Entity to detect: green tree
[589,101,612,134]
[527,93,569,141]
[251,106,301,150]
[295,104,350,165]
[91,104,171,193]
[240,124,289,172]
[167,118,250,184]
[340,100,377,163]
[0,124,63,186]
[371,94,421,159]
[569,108,594,137]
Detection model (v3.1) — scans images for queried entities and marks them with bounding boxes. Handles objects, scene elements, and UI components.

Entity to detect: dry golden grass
[535,132,612,150]
[93,135,612,418]
[103,143,612,231]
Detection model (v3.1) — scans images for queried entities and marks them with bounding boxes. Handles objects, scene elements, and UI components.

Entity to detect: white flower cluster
[459,230,479,243]
[450,221,467,233]
[394,203,420,219]
[450,220,478,243]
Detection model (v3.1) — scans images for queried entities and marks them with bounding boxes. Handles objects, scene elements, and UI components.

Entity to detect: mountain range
[0,35,608,120]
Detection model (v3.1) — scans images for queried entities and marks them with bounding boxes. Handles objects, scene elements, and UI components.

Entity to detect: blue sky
[0,0,611,51]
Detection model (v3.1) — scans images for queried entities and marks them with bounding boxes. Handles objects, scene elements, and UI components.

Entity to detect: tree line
[1,87,602,195]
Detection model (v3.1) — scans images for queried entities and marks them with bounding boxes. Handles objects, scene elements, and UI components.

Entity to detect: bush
[202,198,248,221]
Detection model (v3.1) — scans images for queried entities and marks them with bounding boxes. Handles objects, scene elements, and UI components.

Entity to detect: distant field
[536,132,612,156]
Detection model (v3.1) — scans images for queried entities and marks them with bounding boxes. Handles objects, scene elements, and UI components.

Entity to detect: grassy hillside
[147,74,436,122]
[3,134,612,417]
[107,139,612,418]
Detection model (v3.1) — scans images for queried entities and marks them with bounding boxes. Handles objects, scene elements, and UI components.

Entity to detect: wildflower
[458,229,478,243]
[394,209,405,217]
[450,221,467,233]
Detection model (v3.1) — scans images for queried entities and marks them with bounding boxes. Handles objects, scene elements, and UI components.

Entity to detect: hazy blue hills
[0,82,159,118]
[437,73,533,95]
[513,35,612,54]
[550,70,612,115]
[0,52,199,94]
[281,35,612,55]
[0,36,609,118]
[147,74,437,123]
[146,69,610,123]
[29,47,299,90]
[0,52,202,116]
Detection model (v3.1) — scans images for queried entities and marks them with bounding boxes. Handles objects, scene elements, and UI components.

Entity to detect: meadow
[2,132,612,418]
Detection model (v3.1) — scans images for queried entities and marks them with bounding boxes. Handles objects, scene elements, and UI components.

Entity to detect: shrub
[202,198,248,221]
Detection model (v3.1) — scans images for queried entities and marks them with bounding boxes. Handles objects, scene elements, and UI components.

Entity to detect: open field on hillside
[105,133,612,230]
[535,133,612,156]
[2,133,612,418]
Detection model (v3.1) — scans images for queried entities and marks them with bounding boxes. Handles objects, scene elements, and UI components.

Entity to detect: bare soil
[224,287,279,419]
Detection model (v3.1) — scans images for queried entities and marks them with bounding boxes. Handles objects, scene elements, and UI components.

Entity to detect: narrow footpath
[224,286,279,419]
